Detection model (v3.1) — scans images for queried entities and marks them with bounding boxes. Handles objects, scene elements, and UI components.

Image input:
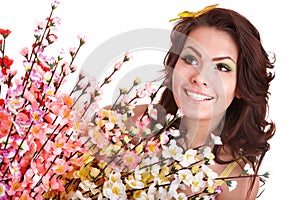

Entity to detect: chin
[181,108,213,120]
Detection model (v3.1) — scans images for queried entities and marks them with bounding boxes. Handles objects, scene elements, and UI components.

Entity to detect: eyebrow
[184,46,202,58]
[184,46,236,65]
[212,56,236,65]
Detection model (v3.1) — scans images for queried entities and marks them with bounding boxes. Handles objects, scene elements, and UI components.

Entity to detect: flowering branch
[0,1,271,199]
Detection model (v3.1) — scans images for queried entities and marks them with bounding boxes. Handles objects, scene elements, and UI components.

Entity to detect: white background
[1,0,299,199]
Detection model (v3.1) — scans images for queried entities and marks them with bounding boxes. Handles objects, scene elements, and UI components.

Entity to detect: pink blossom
[15,138,30,156]
[30,157,46,175]
[34,29,41,37]
[58,48,65,58]
[145,138,160,156]
[47,101,62,115]
[30,108,45,124]
[215,186,223,194]
[148,104,158,120]
[51,178,64,191]
[122,150,141,169]
[50,138,65,155]
[6,97,25,114]
[0,110,13,136]
[22,60,32,71]
[14,190,32,200]
[57,104,72,119]
[24,90,38,108]
[135,114,150,130]
[53,159,71,175]
[62,94,73,108]
[159,131,169,145]
[30,124,47,141]
[166,113,174,123]
[176,108,184,118]
[94,88,104,102]
[43,85,56,100]
[70,64,77,72]
[61,61,70,75]
[9,160,21,177]
[20,47,29,57]
[114,61,123,70]
[69,47,76,56]
[111,129,122,143]
[88,128,110,149]
[53,16,61,26]
[36,21,46,29]
[105,121,115,131]
[77,35,87,45]
[124,51,132,60]
[8,69,17,76]
[0,183,7,198]
[6,84,22,96]
[69,155,84,167]
[7,178,26,196]
[136,83,155,98]
[47,34,58,43]
[66,139,85,155]
[77,34,87,42]
[51,0,60,9]
[30,69,43,83]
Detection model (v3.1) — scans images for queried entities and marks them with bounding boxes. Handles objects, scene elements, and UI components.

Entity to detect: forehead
[184,27,238,62]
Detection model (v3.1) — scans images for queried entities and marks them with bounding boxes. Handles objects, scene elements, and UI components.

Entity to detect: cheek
[172,64,183,88]
[223,78,237,104]
[172,61,193,82]
[171,65,188,105]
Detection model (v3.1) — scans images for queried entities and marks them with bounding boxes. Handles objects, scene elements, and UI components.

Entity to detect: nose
[191,71,208,87]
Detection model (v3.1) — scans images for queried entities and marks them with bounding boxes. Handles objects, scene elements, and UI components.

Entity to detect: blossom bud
[114,61,122,70]
[134,77,141,85]
[69,47,76,57]
[70,65,77,73]
[78,35,87,46]
[0,28,11,38]
[120,88,128,95]
[123,52,132,62]
[20,47,29,58]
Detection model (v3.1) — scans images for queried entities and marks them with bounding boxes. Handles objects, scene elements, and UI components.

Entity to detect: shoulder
[215,147,260,199]
[216,160,260,200]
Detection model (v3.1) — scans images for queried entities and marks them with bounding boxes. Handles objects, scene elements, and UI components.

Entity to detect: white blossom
[243,163,255,175]
[210,133,222,145]
[162,140,183,161]
[179,149,197,167]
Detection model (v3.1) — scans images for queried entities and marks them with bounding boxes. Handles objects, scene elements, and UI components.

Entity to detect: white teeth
[186,91,213,101]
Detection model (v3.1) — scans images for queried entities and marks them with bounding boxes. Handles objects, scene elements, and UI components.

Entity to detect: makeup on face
[180,46,237,73]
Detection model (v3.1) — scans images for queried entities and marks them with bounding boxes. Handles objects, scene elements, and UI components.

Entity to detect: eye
[216,63,232,72]
[181,54,199,66]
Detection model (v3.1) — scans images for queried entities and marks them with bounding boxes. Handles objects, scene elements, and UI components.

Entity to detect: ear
[235,89,241,99]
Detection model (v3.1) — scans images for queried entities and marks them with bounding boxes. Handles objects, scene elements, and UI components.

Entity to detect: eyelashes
[180,53,233,72]
[215,63,232,72]
[180,54,199,66]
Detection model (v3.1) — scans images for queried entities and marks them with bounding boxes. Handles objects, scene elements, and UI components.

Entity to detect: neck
[181,115,225,149]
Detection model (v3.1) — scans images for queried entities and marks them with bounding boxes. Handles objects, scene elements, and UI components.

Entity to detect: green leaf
[226,180,232,187]
[263,172,270,178]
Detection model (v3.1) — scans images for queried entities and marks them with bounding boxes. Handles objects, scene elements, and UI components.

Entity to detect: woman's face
[172,27,238,121]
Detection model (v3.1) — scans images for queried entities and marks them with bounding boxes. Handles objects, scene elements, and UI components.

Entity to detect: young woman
[152,5,275,199]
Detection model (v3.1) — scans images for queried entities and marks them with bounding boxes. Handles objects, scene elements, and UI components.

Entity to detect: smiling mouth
[186,90,214,101]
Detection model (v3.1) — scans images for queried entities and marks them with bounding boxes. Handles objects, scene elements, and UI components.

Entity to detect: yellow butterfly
[169,4,219,22]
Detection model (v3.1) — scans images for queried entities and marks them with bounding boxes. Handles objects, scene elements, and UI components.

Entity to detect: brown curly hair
[159,7,276,195]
